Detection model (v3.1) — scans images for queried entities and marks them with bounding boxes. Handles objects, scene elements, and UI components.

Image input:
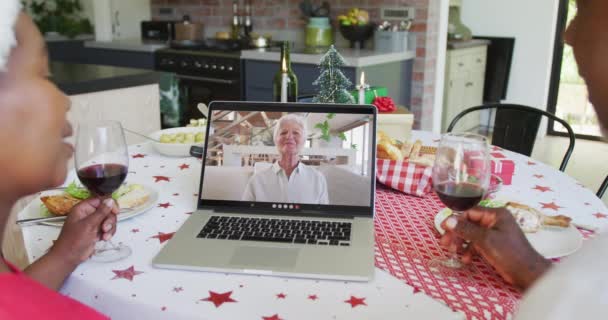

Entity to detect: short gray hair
[273,114,308,145]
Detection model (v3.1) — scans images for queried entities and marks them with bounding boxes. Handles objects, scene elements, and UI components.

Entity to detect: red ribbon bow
[372,96,396,113]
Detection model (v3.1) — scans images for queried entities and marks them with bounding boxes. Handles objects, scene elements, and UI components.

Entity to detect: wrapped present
[377,105,414,143]
[376,159,433,197]
[349,86,388,104]
[490,152,515,185]
[467,151,515,185]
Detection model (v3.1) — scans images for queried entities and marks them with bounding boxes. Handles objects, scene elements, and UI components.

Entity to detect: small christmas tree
[312,45,355,104]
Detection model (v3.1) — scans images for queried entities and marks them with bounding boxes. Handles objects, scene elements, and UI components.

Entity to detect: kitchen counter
[50,62,161,95]
[241,47,416,67]
[447,39,491,50]
[84,38,167,53]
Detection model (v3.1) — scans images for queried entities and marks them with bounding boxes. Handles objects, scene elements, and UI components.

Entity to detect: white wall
[111,0,150,40]
[461,0,560,110]
[92,0,150,41]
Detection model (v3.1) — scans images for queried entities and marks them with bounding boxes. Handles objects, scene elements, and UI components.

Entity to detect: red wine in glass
[430,132,491,270]
[435,182,485,212]
[77,163,128,196]
[75,120,130,262]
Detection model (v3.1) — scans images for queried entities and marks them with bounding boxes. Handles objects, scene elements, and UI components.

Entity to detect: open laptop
[153,101,377,281]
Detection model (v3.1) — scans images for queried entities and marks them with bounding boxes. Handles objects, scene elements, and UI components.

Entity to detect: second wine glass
[431,132,491,269]
[75,120,131,262]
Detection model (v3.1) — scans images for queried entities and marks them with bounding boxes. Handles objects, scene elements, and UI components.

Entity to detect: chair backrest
[598,175,608,198]
[447,104,576,172]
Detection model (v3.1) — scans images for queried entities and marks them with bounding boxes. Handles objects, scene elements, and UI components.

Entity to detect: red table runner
[373,185,521,319]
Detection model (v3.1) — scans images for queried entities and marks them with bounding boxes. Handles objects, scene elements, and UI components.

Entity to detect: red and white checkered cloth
[376,159,433,197]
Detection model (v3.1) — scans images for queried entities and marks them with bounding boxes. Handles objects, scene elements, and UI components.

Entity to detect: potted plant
[25,0,93,39]
[314,113,347,148]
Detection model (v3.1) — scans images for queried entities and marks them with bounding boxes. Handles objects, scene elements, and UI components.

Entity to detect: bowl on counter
[339,24,376,49]
[149,127,205,157]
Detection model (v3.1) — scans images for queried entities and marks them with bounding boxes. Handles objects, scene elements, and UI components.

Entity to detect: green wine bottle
[273,42,298,102]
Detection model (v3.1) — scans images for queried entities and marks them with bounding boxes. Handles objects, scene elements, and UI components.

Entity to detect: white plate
[20,185,159,227]
[433,207,583,259]
[149,127,205,157]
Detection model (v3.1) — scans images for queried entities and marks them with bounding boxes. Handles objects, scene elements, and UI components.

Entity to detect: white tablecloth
[21,131,608,320]
[21,140,462,320]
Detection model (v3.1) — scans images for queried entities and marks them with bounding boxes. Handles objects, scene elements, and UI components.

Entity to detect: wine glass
[75,120,131,262]
[431,132,491,269]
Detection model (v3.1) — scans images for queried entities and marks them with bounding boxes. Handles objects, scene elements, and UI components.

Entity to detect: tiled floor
[531,135,608,205]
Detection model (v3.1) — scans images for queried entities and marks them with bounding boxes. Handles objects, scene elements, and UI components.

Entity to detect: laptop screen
[198,102,376,216]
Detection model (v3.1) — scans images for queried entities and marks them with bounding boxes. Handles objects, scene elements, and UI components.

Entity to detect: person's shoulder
[249,164,276,181]
[301,164,326,180]
[0,273,108,319]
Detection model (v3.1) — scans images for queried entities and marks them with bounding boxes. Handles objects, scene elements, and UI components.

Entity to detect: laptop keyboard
[197,216,352,246]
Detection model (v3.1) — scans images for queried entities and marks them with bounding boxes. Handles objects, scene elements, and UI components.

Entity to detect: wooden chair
[447,104,576,172]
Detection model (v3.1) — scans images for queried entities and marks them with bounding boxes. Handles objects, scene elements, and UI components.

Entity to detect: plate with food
[150,126,205,157]
[20,181,158,227]
[434,199,583,259]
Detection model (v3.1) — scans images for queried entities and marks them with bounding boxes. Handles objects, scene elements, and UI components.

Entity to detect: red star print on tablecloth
[131,153,146,158]
[111,266,143,281]
[150,232,175,243]
[527,161,537,166]
[262,314,283,320]
[308,294,318,301]
[158,202,172,209]
[533,185,553,192]
[540,202,563,211]
[533,174,544,179]
[593,212,608,219]
[131,228,140,233]
[276,293,286,299]
[178,163,190,170]
[344,296,367,308]
[152,176,171,183]
[173,287,183,293]
[201,291,237,308]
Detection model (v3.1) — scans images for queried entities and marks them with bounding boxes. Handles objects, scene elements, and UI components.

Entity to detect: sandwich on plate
[40,182,150,216]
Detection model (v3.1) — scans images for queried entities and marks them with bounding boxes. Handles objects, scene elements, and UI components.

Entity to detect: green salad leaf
[65,181,141,200]
[478,199,507,208]
[65,181,90,199]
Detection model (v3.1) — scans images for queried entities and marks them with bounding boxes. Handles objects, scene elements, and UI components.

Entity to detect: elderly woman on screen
[242,114,329,204]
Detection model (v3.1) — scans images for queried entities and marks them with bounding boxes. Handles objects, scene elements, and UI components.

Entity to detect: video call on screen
[200,110,374,207]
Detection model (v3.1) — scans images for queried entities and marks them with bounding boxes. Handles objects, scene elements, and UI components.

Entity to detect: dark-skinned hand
[50,198,118,266]
[440,206,551,290]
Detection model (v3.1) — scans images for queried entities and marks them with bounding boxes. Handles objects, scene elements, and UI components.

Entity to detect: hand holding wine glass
[74,120,130,262]
[431,132,491,269]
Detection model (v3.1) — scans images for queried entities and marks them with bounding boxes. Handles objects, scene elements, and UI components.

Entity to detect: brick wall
[151,0,439,130]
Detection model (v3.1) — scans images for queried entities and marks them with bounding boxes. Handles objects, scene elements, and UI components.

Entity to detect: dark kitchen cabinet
[243,59,412,107]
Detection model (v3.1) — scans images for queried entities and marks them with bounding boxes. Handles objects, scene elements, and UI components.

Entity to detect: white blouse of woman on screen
[241,114,329,205]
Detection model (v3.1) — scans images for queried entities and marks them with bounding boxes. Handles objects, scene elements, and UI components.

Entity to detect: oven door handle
[176,74,237,85]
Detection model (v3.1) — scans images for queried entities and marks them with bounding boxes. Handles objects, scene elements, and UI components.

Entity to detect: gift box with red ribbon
[466,151,515,185]
[489,152,515,185]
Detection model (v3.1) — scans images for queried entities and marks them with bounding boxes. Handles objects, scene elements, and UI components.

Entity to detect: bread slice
[40,194,81,216]
[117,188,150,209]
[506,202,571,233]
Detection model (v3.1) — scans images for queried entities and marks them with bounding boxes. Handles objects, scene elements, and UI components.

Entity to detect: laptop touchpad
[229,246,299,268]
